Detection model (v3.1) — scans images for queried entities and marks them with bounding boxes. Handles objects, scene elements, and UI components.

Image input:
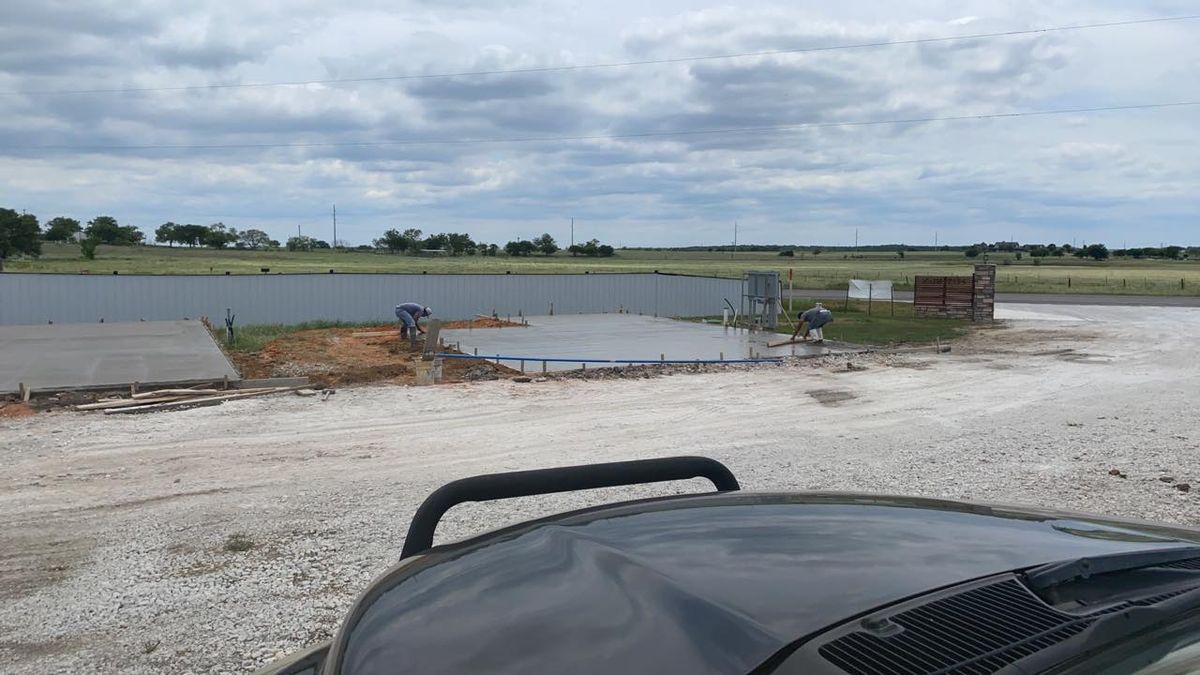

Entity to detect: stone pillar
[972,264,996,321]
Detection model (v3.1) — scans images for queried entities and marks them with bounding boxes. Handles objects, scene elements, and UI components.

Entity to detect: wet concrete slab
[441,314,843,371]
[0,320,240,394]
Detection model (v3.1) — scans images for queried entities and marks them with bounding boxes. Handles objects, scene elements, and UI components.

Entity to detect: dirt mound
[0,401,36,418]
[228,325,518,387]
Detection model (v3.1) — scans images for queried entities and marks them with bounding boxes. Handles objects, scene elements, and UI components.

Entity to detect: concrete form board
[0,320,240,394]
[0,274,742,327]
[442,314,839,372]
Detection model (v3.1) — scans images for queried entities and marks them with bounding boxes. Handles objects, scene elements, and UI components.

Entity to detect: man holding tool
[791,302,833,343]
[395,303,433,340]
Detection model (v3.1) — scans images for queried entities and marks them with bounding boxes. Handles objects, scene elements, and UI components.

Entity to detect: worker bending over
[792,302,833,344]
[395,303,433,339]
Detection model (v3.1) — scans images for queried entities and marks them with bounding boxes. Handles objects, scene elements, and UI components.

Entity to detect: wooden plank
[350,331,397,338]
[767,338,805,348]
[131,388,224,399]
[103,386,306,415]
[232,377,310,389]
[77,395,195,411]
[79,387,278,411]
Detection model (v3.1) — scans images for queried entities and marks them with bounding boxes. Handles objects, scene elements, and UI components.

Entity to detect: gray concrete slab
[441,314,842,372]
[0,320,240,394]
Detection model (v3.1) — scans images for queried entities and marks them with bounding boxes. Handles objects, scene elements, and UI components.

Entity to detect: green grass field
[5,243,1199,296]
[698,296,968,346]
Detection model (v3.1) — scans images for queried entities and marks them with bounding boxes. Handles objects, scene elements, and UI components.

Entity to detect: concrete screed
[0,320,239,394]
[441,314,837,371]
[1,304,1199,674]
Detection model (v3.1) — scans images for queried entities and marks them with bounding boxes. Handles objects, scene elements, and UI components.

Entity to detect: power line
[4,14,1198,97]
[5,100,1196,152]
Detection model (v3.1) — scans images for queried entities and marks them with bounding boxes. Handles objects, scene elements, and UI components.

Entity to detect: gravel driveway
[1,304,1198,674]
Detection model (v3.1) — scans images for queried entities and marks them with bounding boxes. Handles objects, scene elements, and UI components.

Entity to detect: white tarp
[848,279,894,300]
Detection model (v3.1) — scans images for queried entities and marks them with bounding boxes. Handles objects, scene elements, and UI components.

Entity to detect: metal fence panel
[0,273,743,326]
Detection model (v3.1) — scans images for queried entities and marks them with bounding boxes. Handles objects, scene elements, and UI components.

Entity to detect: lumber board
[767,338,805,348]
[232,377,311,389]
[350,331,397,338]
[131,388,223,399]
[103,386,306,415]
[78,387,278,411]
[77,395,193,411]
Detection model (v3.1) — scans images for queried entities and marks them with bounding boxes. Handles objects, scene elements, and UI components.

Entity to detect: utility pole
[297,224,301,240]
[732,221,738,259]
[854,228,859,253]
[332,204,337,249]
[570,218,574,248]
[935,231,938,248]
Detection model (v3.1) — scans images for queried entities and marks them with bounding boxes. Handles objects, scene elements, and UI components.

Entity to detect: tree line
[372,229,615,257]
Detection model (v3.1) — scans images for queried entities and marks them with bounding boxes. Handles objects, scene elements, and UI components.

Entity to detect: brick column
[972,264,996,321]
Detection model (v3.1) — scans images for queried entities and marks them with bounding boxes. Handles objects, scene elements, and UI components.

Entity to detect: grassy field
[700,296,968,346]
[5,243,1199,295]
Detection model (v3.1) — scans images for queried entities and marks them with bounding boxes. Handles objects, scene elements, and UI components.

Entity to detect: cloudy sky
[2,0,1198,247]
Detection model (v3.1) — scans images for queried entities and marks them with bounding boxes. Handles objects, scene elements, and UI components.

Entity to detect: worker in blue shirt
[791,302,833,343]
[395,303,432,339]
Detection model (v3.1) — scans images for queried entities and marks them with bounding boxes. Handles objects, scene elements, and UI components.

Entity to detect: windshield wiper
[1024,545,1200,591]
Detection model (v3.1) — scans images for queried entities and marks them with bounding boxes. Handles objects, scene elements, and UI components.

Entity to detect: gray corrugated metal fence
[0,273,742,326]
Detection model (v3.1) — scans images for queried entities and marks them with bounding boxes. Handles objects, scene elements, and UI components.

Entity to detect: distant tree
[485,243,499,256]
[314,239,331,249]
[1014,251,1023,260]
[422,233,449,252]
[567,244,582,257]
[43,216,81,242]
[401,228,424,251]
[964,246,981,258]
[532,233,559,255]
[268,239,281,249]
[155,222,180,247]
[80,237,99,260]
[896,249,906,259]
[286,235,321,252]
[1163,245,1183,260]
[597,244,615,257]
[374,229,408,253]
[811,248,822,255]
[1082,243,1110,261]
[167,224,206,247]
[85,216,142,245]
[778,249,794,257]
[202,223,239,249]
[1029,247,1049,258]
[504,239,536,256]
[446,232,476,256]
[239,229,272,250]
[0,208,42,269]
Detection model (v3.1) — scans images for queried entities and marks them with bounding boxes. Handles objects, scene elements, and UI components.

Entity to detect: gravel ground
[1,303,1198,674]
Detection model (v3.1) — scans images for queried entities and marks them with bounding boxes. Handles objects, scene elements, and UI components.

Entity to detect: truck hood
[331,493,1200,675]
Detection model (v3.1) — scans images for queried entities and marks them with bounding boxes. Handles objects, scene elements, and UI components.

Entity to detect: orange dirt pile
[442,317,525,330]
[228,324,518,387]
[0,402,36,418]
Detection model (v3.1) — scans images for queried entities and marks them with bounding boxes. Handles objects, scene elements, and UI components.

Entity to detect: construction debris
[77,386,314,415]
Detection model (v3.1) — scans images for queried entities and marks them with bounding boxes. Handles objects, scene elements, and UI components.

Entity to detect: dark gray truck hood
[321,494,1200,675]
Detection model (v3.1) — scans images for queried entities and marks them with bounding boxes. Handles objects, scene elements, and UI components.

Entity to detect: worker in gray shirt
[395,303,432,339]
[791,302,833,343]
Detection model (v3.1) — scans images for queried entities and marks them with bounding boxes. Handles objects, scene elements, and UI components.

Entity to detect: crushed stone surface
[1,303,1198,673]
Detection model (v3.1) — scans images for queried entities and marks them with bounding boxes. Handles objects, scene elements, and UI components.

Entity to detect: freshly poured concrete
[0,320,240,394]
[441,314,839,371]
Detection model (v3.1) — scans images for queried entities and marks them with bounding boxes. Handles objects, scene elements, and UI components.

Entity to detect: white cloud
[0,0,1197,246]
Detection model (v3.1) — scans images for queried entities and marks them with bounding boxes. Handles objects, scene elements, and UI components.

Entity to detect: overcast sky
[2,0,1197,247]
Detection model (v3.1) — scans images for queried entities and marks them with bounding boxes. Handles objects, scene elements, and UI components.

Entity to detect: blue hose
[434,353,782,365]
